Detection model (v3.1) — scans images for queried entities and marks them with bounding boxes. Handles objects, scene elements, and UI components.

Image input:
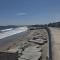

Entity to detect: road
[50,27,60,60]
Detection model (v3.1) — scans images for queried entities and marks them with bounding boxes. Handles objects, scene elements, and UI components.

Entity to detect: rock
[21,46,42,60]
[29,39,44,45]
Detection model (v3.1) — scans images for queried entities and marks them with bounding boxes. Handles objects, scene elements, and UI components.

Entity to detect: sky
[0,0,60,25]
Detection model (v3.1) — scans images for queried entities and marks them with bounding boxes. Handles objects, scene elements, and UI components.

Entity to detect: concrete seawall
[45,27,52,60]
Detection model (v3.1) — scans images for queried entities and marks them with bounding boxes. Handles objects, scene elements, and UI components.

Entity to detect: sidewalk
[50,28,60,60]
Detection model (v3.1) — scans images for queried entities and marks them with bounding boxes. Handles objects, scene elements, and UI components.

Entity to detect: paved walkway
[50,28,60,60]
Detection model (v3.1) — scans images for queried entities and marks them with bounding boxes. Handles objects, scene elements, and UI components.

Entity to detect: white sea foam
[0,27,28,39]
[1,28,13,32]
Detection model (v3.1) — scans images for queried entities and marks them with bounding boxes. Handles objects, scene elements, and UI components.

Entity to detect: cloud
[16,12,27,16]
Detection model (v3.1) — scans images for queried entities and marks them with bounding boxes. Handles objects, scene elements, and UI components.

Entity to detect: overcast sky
[0,0,60,25]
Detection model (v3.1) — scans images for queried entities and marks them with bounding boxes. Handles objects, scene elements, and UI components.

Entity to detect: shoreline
[0,27,49,60]
[0,30,29,51]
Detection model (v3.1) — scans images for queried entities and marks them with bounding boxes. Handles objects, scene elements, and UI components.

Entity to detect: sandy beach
[0,27,49,60]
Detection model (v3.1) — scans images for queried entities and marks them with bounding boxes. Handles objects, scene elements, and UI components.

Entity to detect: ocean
[0,27,28,48]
